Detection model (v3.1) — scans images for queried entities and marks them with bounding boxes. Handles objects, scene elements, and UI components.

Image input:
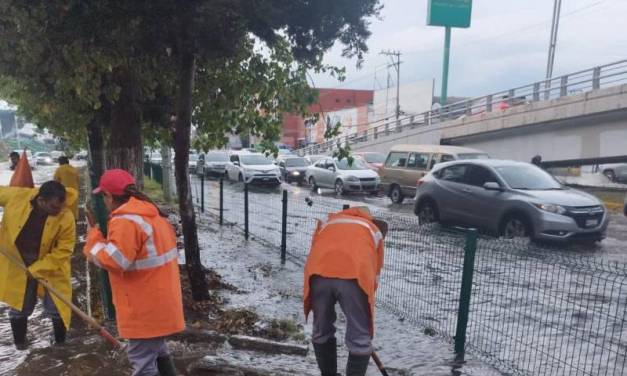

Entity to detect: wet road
[194,177,627,375]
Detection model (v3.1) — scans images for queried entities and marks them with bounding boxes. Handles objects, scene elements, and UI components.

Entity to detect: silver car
[414,159,609,243]
[200,151,229,178]
[306,157,380,195]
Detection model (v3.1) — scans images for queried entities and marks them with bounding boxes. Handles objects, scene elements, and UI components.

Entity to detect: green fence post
[244,183,249,240]
[280,190,288,264]
[92,193,116,320]
[455,228,478,359]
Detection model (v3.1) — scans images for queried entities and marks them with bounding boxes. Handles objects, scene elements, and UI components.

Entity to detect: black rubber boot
[346,353,370,376]
[313,338,338,376]
[52,318,66,344]
[10,318,28,350]
[156,355,178,376]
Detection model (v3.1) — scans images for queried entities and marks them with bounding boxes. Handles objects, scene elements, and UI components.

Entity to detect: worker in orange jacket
[304,207,387,376]
[83,169,184,376]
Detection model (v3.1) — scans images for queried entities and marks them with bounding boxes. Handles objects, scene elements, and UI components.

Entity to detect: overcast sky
[310,0,627,98]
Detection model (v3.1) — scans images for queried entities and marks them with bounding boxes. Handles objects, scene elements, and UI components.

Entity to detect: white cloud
[310,0,627,97]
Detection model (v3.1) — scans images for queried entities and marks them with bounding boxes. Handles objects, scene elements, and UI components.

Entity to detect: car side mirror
[483,182,502,191]
[328,166,336,171]
[233,161,240,166]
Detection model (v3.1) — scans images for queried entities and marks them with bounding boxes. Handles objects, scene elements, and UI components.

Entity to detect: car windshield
[363,153,386,163]
[150,153,161,159]
[206,153,228,162]
[189,154,199,161]
[285,158,309,167]
[241,154,273,165]
[336,158,368,170]
[496,165,563,190]
[38,153,51,157]
[457,153,490,160]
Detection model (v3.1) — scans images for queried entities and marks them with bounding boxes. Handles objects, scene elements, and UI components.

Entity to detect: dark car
[278,157,310,185]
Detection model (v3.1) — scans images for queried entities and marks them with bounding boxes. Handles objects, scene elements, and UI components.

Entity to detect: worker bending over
[0,181,77,349]
[304,206,387,376]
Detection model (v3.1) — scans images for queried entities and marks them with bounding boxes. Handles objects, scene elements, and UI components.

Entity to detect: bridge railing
[298,59,627,156]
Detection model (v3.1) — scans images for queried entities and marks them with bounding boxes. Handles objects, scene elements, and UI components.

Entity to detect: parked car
[34,152,55,166]
[353,152,386,172]
[50,150,64,162]
[225,152,281,186]
[198,151,230,178]
[414,159,609,243]
[379,144,490,204]
[278,157,310,185]
[306,157,380,195]
[305,155,327,165]
[75,150,88,160]
[600,164,627,183]
[188,151,200,174]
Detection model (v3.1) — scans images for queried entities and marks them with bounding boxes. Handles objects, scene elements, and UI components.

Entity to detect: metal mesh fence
[188,178,627,376]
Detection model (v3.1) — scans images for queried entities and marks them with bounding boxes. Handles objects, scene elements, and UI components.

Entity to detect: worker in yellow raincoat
[53,156,80,218]
[0,181,77,349]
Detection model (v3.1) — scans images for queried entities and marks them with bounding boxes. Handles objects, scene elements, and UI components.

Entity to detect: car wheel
[603,169,616,182]
[309,177,318,191]
[335,180,345,196]
[416,200,439,225]
[500,214,531,239]
[390,185,404,204]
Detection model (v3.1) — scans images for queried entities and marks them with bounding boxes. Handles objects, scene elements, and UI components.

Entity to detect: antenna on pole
[380,50,402,120]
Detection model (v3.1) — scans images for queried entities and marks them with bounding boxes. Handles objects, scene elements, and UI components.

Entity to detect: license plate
[585,219,598,228]
[263,178,269,181]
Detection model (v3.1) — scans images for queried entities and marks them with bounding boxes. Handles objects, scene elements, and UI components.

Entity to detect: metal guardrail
[297,59,627,156]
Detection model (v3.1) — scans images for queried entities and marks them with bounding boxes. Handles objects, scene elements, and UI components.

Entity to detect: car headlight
[291,171,300,176]
[346,176,359,182]
[534,203,567,215]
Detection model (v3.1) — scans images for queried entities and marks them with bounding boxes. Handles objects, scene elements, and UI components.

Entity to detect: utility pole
[380,50,402,120]
[545,0,562,80]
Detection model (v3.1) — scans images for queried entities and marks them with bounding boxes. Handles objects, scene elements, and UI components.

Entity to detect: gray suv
[414,160,609,243]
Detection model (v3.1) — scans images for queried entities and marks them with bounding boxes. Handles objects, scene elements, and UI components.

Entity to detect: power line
[380,50,402,120]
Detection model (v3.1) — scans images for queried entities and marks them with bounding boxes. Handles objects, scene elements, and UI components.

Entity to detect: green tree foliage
[0,0,382,300]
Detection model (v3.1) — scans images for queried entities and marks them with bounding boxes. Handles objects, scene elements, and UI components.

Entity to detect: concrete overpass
[299,60,627,164]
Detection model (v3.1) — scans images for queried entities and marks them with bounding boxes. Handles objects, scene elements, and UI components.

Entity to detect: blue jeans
[9,277,60,320]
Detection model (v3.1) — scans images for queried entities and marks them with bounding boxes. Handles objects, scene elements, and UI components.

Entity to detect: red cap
[93,169,136,195]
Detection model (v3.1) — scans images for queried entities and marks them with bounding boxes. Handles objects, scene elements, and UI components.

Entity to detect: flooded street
[193,177,627,375]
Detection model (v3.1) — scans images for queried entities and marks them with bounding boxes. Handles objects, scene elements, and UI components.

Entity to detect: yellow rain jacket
[54,164,80,218]
[0,186,77,329]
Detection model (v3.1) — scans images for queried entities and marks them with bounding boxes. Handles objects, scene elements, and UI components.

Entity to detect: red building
[281,88,374,148]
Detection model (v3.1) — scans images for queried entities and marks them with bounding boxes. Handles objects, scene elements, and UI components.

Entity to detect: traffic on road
[190,142,627,251]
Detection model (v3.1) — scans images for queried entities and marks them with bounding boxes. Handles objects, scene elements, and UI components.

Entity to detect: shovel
[372,351,390,376]
[0,248,124,349]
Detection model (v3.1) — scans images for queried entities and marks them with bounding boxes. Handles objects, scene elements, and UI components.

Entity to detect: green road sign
[427,0,472,28]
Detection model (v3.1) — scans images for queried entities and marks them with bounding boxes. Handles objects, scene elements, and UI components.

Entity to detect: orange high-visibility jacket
[303,208,385,336]
[83,197,184,339]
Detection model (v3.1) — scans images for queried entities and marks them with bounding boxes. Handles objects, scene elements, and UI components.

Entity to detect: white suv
[226,152,281,186]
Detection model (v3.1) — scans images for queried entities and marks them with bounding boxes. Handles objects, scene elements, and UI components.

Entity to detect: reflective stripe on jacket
[303,208,385,336]
[83,197,184,339]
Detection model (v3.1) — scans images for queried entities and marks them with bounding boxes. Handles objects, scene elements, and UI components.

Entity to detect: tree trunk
[106,71,144,188]
[174,51,210,300]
